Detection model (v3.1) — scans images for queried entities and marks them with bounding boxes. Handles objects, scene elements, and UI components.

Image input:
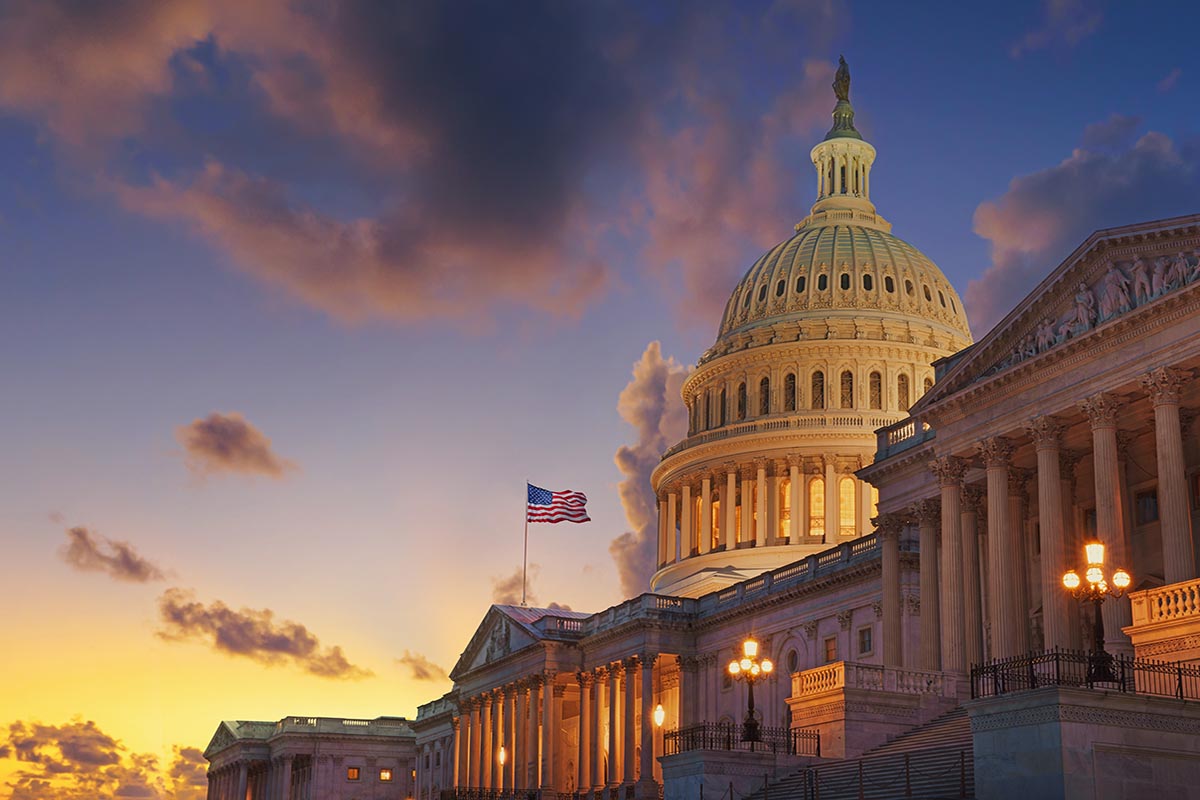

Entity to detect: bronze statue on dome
[833,55,851,101]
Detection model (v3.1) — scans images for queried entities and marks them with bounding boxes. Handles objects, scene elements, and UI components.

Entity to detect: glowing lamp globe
[653,703,665,727]
[1062,571,1080,590]
[728,661,740,676]
[762,659,774,674]
[498,746,506,766]
[1113,569,1131,590]
[1086,566,1104,585]
[740,657,752,672]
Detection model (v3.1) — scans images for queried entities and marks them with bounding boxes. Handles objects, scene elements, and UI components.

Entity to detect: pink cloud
[1009,0,1102,59]
[174,410,295,479]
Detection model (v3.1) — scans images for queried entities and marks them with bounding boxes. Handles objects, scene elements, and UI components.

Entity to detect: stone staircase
[744,707,974,799]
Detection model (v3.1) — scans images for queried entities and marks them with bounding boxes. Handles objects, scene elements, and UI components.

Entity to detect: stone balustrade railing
[663,411,895,459]
[874,416,934,461]
[1130,578,1200,626]
[792,660,958,698]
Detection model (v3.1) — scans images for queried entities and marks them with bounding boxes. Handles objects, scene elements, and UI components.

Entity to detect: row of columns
[816,151,871,199]
[657,456,874,568]
[418,733,454,798]
[207,757,299,800]
[454,658,662,798]
[876,368,1196,672]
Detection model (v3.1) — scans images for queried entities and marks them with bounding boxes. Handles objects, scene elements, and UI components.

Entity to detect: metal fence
[663,722,821,757]
[971,648,1200,700]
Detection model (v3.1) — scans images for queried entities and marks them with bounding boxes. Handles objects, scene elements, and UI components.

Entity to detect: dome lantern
[806,56,883,226]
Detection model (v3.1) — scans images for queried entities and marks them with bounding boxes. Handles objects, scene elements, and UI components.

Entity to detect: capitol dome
[649,57,974,598]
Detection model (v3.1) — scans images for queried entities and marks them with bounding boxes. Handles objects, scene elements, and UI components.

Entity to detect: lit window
[840,370,854,409]
[897,374,910,411]
[839,478,856,537]
[809,477,825,538]
[380,768,393,782]
[923,377,933,395]
[871,487,879,521]
[711,498,721,550]
[823,636,837,663]
[869,371,882,410]
[347,767,360,781]
[778,477,791,541]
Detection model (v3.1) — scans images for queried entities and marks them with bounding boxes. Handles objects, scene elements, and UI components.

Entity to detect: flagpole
[522,480,529,607]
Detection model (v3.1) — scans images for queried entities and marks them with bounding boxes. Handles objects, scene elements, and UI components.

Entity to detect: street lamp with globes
[1062,541,1131,683]
[727,638,773,743]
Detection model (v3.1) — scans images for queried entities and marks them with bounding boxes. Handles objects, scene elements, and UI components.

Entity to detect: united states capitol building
[203,63,1200,800]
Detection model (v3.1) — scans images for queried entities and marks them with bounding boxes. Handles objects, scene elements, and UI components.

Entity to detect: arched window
[840,273,850,290]
[869,371,882,409]
[863,273,874,291]
[692,493,702,554]
[938,290,946,307]
[758,284,767,303]
[817,274,829,291]
[778,477,791,541]
[784,373,797,411]
[711,497,721,550]
[737,382,747,421]
[905,279,914,296]
[839,477,856,537]
[699,393,708,431]
[759,376,770,416]
[897,374,910,411]
[809,477,825,538]
[744,292,752,308]
[776,279,786,297]
[923,285,932,302]
[840,370,854,409]
[796,275,807,293]
[719,388,727,425]
[787,649,799,674]
[924,377,933,394]
[811,371,825,409]
[885,275,895,293]
[870,486,879,522]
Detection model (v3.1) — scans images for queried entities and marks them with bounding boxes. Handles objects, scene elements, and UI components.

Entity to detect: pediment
[918,214,1200,410]
[203,722,237,759]
[449,607,539,680]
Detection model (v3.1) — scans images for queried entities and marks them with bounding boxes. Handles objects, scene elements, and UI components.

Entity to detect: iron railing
[971,648,1200,700]
[796,747,971,800]
[663,722,821,757]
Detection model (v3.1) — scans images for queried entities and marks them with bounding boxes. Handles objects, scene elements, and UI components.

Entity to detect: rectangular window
[858,626,873,656]
[347,767,360,781]
[435,752,441,767]
[379,768,393,782]
[1136,489,1159,525]
[823,636,837,664]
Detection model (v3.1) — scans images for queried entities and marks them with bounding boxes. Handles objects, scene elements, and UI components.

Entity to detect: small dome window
[863,274,874,291]
[744,292,752,308]
[904,279,914,296]
[758,285,768,303]
[884,276,895,293]
[796,276,807,293]
[923,285,932,302]
[818,274,828,291]
[776,279,786,297]
[840,273,850,290]
[938,290,946,307]
[950,296,957,313]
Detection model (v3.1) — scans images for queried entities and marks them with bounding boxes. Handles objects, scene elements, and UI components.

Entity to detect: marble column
[699,474,713,555]
[1142,367,1197,582]
[931,456,967,672]
[1009,471,1031,653]
[481,693,494,789]
[961,485,985,668]
[514,683,527,794]
[788,456,802,542]
[679,656,698,726]
[577,672,592,797]
[657,494,668,567]
[1060,451,1084,650]
[740,466,754,545]
[912,499,941,670]
[506,687,517,792]
[235,763,248,800]
[607,665,620,787]
[278,757,292,800]
[724,465,738,549]
[636,655,658,798]
[551,685,564,792]
[469,699,482,788]
[622,657,637,787]
[1028,417,1070,650]
[755,459,768,546]
[591,667,605,796]
[678,481,692,560]
[451,716,463,789]
[527,679,541,791]
[1079,393,1133,653]
[666,489,678,563]
[877,513,904,668]
[824,457,838,540]
[978,437,1020,659]
[540,673,557,792]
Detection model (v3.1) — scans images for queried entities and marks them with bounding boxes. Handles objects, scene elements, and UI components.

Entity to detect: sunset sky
[2,1,1199,796]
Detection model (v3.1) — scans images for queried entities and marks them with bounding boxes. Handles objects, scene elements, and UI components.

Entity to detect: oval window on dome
[758,285,768,303]
[863,274,874,291]
[776,279,786,297]
[938,290,946,307]
[840,273,850,290]
[744,292,752,308]
[950,297,957,313]
[923,285,932,302]
[796,276,807,293]
[904,279,914,296]
[885,276,895,293]
[818,274,828,291]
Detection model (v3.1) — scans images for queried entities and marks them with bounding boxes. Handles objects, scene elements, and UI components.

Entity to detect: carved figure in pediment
[1152,256,1168,296]
[485,618,512,663]
[1070,282,1096,334]
[1191,250,1200,283]
[1035,318,1057,351]
[1167,251,1190,288]
[1020,333,1038,359]
[1098,263,1132,319]
[1130,257,1152,305]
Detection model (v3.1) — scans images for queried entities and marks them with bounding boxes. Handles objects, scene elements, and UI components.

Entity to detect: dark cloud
[175,411,295,479]
[966,128,1200,335]
[157,588,373,679]
[490,564,571,610]
[395,651,448,683]
[0,718,203,799]
[610,342,690,598]
[1079,113,1141,151]
[58,526,166,583]
[0,1,846,329]
[1009,0,1102,58]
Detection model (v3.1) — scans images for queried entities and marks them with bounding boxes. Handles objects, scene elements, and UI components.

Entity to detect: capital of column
[1026,416,1064,449]
[753,457,768,472]
[678,654,701,673]
[960,483,984,513]
[786,452,804,469]
[526,674,544,689]
[723,461,738,476]
[739,464,755,481]
[639,652,659,668]
[976,436,1014,467]
[576,671,594,688]
[872,512,905,538]
[480,692,494,708]
[592,665,608,681]
[451,716,460,731]
[910,498,940,526]
[1141,366,1190,406]
[1079,392,1122,428]
[622,655,640,674]
[929,455,967,487]
[552,683,566,698]
[542,669,557,684]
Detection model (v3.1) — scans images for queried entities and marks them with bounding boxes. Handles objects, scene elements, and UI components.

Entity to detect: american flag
[527,483,590,524]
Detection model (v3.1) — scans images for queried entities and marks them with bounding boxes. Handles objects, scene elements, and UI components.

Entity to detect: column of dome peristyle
[809,136,877,218]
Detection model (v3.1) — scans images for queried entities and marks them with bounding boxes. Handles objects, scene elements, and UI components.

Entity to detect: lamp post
[727,638,773,743]
[1062,541,1131,682]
